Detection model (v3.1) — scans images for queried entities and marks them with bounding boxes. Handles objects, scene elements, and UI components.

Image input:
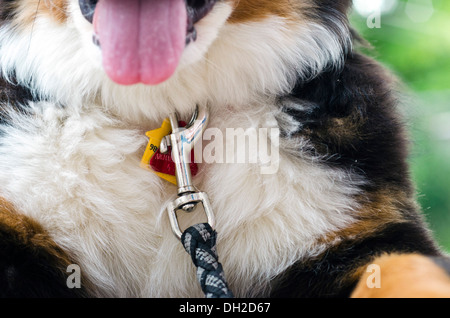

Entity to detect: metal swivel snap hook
[163,106,215,240]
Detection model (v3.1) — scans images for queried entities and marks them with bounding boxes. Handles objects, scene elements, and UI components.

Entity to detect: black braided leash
[181,223,234,298]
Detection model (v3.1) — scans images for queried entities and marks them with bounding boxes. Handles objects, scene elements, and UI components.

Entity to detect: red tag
[149,121,199,177]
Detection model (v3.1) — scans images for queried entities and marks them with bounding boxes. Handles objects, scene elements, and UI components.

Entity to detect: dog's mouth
[79,0,218,86]
[186,0,218,44]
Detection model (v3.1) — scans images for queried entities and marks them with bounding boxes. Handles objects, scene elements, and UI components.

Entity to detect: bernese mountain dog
[0,0,449,298]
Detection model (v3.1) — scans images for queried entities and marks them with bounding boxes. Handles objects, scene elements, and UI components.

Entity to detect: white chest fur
[0,101,361,297]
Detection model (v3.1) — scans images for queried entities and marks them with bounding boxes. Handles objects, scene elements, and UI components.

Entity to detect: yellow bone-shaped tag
[140,118,177,185]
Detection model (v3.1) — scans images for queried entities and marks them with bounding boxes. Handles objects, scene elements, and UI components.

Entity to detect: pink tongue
[94,0,187,85]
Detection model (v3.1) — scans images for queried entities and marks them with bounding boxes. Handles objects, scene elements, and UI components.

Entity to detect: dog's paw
[351,253,450,298]
[0,199,84,298]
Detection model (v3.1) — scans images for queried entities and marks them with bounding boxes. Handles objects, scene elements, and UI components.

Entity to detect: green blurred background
[351,0,450,252]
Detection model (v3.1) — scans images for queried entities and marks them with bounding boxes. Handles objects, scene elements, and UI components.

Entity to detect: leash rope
[181,223,234,298]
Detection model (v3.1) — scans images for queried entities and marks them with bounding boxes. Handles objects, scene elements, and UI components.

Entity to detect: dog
[1,0,450,298]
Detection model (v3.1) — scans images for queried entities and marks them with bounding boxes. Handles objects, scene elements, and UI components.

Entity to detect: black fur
[0,212,87,298]
[279,53,412,193]
[305,0,353,59]
[0,77,34,129]
[270,3,448,296]
[0,0,17,22]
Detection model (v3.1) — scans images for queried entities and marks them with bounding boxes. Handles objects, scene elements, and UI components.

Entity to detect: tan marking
[328,115,366,148]
[321,188,408,247]
[352,254,450,298]
[310,189,411,291]
[43,0,68,23]
[10,0,68,29]
[227,0,311,23]
[0,197,72,267]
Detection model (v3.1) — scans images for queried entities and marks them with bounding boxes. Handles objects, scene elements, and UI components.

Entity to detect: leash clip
[163,106,215,239]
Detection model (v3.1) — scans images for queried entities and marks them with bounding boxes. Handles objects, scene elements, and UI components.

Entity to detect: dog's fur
[0,0,449,298]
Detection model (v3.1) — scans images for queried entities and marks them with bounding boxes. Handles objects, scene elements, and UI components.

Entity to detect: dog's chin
[71,0,233,87]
